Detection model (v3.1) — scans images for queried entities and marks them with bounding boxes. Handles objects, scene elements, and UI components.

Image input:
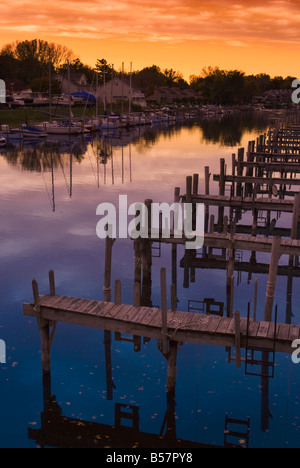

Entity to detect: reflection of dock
[28,398,218,449]
[191,194,297,214]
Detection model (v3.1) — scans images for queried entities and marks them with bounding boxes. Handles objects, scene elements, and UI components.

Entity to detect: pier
[22,114,300,447]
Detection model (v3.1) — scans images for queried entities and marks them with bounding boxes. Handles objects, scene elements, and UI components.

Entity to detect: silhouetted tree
[0,39,74,84]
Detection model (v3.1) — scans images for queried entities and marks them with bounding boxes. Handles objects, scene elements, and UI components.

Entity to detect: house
[54,73,94,95]
[147,86,200,105]
[97,77,146,108]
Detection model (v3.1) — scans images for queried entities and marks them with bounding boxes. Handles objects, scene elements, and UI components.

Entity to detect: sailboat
[35,57,84,135]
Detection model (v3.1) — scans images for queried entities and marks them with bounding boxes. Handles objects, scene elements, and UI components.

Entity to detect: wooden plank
[256,321,271,338]
[205,316,222,333]
[168,311,194,330]
[214,317,231,334]
[61,297,84,311]
[120,306,140,323]
[267,322,276,340]
[131,307,153,324]
[41,295,74,309]
[95,302,116,318]
[103,304,126,319]
[247,320,261,337]
[85,301,108,316]
[66,298,94,313]
[195,314,213,332]
[148,309,163,328]
[289,325,300,342]
[277,324,291,341]
[139,308,160,326]
[226,318,236,335]
[83,300,104,314]
[240,317,248,336]
[113,305,136,321]
[184,313,205,331]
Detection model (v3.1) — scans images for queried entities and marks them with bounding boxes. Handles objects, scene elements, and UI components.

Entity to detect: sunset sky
[0,0,300,80]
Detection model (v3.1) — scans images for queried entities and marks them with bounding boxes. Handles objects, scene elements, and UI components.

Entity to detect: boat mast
[96,68,99,120]
[103,63,106,114]
[110,64,114,115]
[121,62,124,115]
[49,48,52,124]
[129,62,132,118]
[67,60,71,133]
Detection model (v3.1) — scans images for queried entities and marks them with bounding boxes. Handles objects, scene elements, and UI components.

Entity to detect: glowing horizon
[0,0,299,80]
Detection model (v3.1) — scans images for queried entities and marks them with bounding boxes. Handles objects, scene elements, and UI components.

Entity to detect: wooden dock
[186,194,297,213]
[148,230,300,256]
[23,293,300,354]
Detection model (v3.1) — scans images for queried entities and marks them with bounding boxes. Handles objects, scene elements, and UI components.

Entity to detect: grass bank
[0,102,145,127]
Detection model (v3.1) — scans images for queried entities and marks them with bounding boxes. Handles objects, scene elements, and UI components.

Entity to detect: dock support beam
[264,237,281,322]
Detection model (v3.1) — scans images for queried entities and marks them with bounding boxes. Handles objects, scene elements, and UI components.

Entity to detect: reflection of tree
[199,112,271,147]
[133,125,182,154]
[0,140,86,172]
[90,138,112,164]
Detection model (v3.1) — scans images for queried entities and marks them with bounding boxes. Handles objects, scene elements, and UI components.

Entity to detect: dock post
[264,236,281,322]
[205,167,210,195]
[208,214,215,257]
[231,154,236,196]
[171,284,177,312]
[134,282,141,307]
[172,188,180,295]
[254,278,258,321]
[114,280,121,305]
[49,270,55,296]
[141,200,153,306]
[33,279,51,379]
[134,238,142,286]
[291,192,300,239]
[222,215,228,258]
[234,310,241,369]
[186,176,192,203]
[193,174,199,197]
[236,148,244,197]
[103,224,115,302]
[229,275,234,318]
[218,159,225,230]
[160,268,169,354]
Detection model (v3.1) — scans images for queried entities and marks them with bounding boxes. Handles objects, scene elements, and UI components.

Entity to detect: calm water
[1,111,300,448]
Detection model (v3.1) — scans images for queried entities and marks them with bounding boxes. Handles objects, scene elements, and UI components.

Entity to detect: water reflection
[28,315,281,449]
[0,111,274,174]
[198,111,273,147]
[2,111,300,449]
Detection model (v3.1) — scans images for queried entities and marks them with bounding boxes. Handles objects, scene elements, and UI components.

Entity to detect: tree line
[0,39,296,104]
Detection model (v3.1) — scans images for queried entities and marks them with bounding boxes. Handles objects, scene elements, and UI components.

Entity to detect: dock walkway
[23,294,300,354]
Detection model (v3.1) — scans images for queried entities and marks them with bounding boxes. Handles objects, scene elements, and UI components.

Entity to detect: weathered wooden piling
[234,310,241,369]
[134,282,141,307]
[49,270,55,296]
[171,284,177,312]
[103,225,115,302]
[253,278,258,322]
[186,176,192,203]
[264,237,281,322]
[115,280,122,305]
[33,279,51,378]
[205,167,210,196]
[160,268,169,354]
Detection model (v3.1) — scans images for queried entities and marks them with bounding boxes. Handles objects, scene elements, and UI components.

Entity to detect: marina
[2,110,300,448]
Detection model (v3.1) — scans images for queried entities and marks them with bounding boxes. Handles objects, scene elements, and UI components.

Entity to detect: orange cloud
[0,0,299,78]
[0,0,299,43]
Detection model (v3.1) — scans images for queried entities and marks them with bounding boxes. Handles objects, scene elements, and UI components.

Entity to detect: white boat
[101,115,121,130]
[35,121,83,135]
[0,136,6,146]
[20,125,48,138]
